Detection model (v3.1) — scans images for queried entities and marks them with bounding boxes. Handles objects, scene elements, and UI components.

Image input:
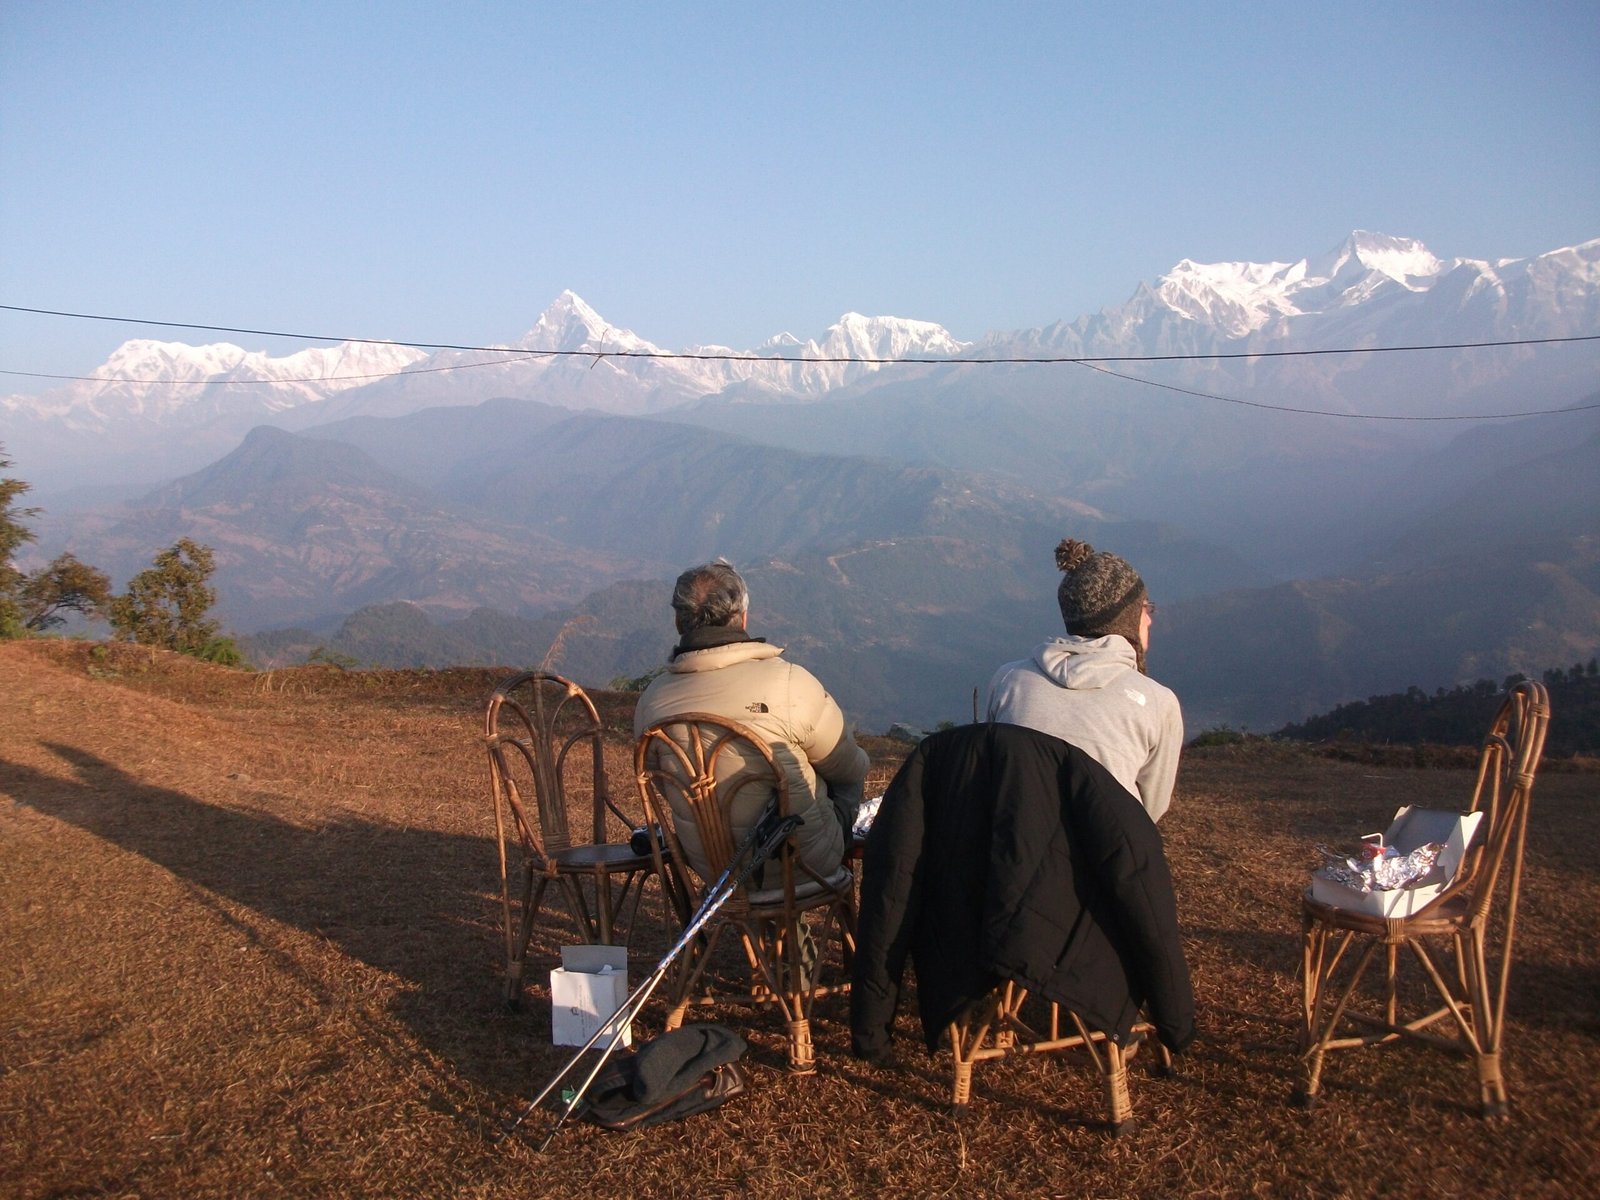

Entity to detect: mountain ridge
[8,232,1595,496]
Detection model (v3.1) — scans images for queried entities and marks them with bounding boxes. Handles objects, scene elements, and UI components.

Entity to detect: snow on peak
[101,338,251,382]
[1308,230,1442,285]
[810,312,969,360]
[518,291,657,355]
[3,336,430,424]
[1152,232,1453,333]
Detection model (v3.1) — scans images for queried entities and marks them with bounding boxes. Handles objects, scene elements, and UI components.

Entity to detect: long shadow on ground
[1,742,590,1120]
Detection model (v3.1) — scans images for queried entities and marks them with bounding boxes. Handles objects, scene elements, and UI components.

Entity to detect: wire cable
[4,302,1597,364]
[3,302,1597,421]
[1069,360,1600,421]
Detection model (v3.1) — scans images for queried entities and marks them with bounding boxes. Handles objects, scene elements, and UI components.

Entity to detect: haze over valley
[7,233,1598,733]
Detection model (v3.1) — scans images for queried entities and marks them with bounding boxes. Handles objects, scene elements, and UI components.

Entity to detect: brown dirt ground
[2,639,1596,1199]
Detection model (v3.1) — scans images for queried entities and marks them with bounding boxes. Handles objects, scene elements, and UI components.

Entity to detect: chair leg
[1295,919,1324,1106]
[1103,1040,1138,1138]
[1156,1040,1174,1077]
[504,874,548,1010]
[786,1016,816,1075]
[1070,1013,1138,1137]
[837,897,858,975]
[593,865,617,945]
[1295,1049,1326,1110]
[1296,928,1382,1108]
[951,1051,974,1112]
[1477,1052,1508,1118]
[1461,927,1511,1118]
[948,1008,991,1113]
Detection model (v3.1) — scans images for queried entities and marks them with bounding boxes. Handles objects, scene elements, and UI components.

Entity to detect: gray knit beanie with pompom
[1055,538,1148,669]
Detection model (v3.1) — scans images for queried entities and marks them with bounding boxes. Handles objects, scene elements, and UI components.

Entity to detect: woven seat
[636,713,857,1074]
[1295,680,1551,1116]
[485,671,676,1008]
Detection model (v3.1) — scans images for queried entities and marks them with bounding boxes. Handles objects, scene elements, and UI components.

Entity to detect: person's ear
[739,610,749,630]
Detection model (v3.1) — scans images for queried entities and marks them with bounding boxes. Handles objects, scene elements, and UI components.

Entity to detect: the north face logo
[746,702,769,714]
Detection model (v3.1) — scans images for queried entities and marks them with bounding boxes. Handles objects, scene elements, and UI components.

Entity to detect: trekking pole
[494,804,802,1149]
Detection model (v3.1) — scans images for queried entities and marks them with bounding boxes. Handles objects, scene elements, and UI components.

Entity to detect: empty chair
[1296,680,1552,1115]
[635,713,857,1074]
[485,670,673,1008]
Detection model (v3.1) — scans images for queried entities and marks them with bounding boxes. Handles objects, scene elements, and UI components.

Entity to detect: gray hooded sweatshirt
[984,634,1183,823]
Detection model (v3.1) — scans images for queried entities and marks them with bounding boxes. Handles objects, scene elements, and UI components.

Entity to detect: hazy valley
[9,232,1598,733]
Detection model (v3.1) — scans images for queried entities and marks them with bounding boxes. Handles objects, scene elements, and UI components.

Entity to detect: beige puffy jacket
[633,639,868,884]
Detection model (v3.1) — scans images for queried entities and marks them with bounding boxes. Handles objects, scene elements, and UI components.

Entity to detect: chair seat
[550,843,660,873]
[1302,888,1470,935]
[747,865,854,910]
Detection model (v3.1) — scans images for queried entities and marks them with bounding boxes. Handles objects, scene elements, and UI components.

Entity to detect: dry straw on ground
[2,639,1596,1198]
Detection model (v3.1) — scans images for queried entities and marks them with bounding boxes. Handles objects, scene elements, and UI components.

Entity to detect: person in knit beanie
[985,537,1182,822]
[1054,538,1150,673]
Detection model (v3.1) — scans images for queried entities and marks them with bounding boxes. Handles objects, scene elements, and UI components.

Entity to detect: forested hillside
[1273,661,1600,757]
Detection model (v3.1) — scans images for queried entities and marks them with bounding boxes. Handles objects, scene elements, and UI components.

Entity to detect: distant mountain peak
[1307,230,1443,286]
[811,311,969,360]
[517,290,656,355]
[1147,231,1455,333]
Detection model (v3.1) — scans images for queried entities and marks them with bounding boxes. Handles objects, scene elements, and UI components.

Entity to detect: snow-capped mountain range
[268,291,976,428]
[11,338,432,426]
[4,232,1596,491]
[985,231,1600,356]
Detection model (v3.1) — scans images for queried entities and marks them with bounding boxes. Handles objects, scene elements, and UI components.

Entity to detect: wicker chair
[485,671,673,1008]
[949,983,1171,1137]
[635,713,857,1074]
[1295,680,1551,1115]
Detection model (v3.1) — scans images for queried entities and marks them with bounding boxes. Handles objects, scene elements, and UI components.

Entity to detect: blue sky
[2,1,1596,392]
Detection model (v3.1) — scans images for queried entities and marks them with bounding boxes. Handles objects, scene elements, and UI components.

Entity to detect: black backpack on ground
[577,1024,750,1131]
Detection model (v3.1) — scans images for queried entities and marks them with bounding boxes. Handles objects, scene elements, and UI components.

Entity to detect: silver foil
[852,793,885,839]
[1314,842,1445,894]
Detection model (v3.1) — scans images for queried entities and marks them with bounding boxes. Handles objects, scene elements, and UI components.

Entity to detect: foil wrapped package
[1315,841,1445,894]
[852,793,885,839]
[1310,807,1483,916]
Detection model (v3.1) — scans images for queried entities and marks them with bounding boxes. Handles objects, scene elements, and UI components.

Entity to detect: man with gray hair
[633,560,869,881]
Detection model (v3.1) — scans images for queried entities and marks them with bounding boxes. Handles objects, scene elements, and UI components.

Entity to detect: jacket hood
[1032,635,1138,691]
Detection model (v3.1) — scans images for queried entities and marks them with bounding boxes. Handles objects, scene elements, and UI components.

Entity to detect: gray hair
[671,560,750,635]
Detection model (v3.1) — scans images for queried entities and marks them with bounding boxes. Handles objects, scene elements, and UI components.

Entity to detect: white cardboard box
[1310,806,1484,917]
[550,945,632,1048]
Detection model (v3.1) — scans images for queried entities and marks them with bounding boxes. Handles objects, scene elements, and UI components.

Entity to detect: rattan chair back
[636,713,857,1074]
[484,671,666,1006]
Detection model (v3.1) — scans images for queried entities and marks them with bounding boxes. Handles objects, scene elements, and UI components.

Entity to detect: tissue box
[550,945,632,1048]
[1310,806,1484,917]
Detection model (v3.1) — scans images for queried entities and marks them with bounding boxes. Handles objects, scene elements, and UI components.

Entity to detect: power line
[4,301,1597,364]
[2,302,1597,421]
[1070,360,1600,421]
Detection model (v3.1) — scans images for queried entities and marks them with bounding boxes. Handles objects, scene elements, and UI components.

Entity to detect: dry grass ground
[2,639,1596,1199]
